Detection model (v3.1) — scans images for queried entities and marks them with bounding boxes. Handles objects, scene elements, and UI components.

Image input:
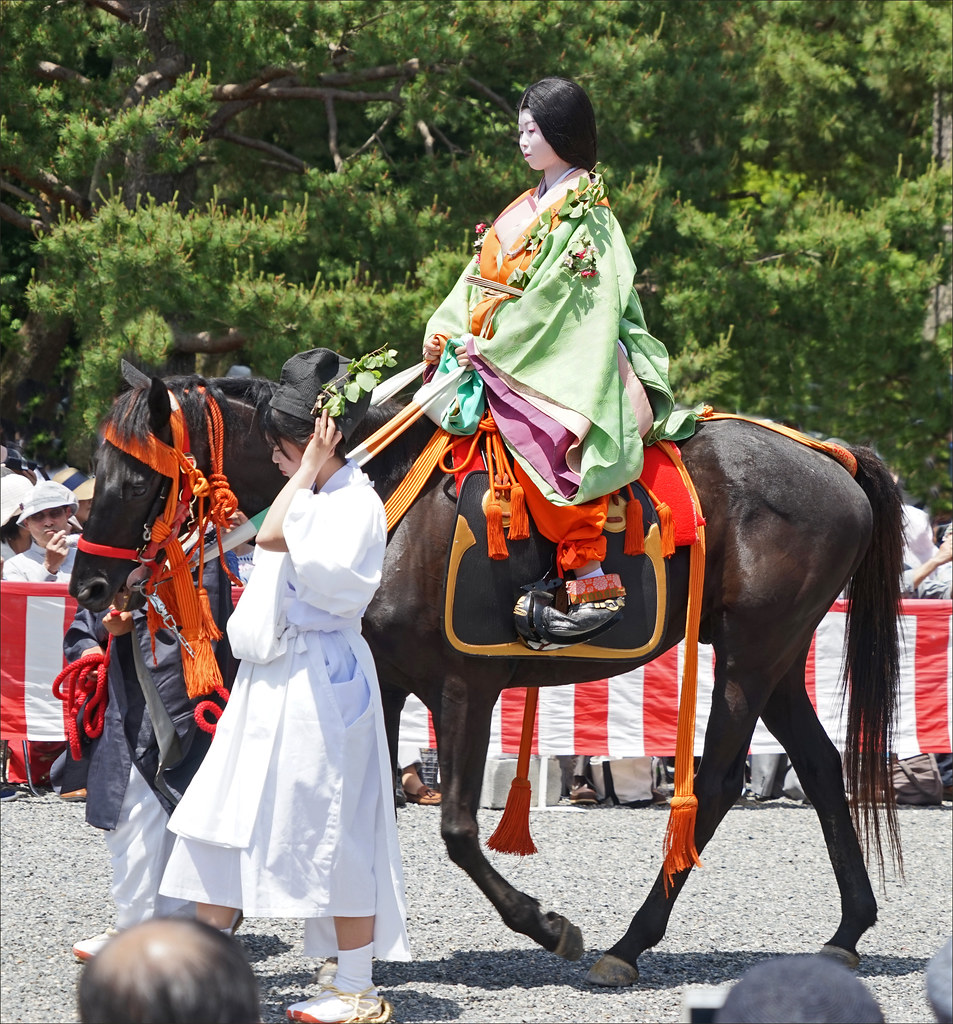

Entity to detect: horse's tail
[842,445,904,877]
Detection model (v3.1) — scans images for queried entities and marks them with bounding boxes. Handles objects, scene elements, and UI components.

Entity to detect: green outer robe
[425,191,697,506]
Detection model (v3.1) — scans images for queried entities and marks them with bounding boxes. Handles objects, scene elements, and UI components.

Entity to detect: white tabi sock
[332,941,374,994]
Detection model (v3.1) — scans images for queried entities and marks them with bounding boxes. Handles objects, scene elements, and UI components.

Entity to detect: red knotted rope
[52,640,111,760]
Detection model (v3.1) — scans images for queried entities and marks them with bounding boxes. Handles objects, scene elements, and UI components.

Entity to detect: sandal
[404,784,441,805]
[286,985,393,1023]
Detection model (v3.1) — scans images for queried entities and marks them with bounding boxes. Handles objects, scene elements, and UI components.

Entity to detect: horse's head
[70,372,176,611]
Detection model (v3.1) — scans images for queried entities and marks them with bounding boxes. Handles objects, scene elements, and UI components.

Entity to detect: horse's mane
[105,374,277,444]
[104,371,429,500]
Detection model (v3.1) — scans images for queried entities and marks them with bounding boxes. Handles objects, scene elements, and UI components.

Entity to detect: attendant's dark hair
[77,919,260,1024]
[260,403,346,459]
[519,77,597,171]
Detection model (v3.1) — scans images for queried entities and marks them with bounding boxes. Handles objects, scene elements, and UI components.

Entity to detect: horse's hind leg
[758,675,877,965]
[436,672,584,960]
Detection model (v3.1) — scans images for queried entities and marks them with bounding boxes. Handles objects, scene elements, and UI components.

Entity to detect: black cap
[269,348,372,442]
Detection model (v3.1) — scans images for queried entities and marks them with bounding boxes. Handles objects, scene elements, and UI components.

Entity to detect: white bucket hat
[1,473,35,528]
[16,480,79,525]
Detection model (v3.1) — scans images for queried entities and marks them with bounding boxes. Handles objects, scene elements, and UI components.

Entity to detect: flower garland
[473,221,488,267]
[507,169,608,290]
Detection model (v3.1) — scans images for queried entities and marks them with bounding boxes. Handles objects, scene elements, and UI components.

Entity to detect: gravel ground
[2,792,950,1023]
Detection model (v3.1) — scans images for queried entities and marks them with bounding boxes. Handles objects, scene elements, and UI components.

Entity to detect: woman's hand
[300,410,342,482]
[455,334,475,370]
[422,335,444,364]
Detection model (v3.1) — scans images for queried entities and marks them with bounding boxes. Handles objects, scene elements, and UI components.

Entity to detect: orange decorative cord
[486,686,539,856]
[699,408,858,477]
[656,439,706,890]
[383,428,454,532]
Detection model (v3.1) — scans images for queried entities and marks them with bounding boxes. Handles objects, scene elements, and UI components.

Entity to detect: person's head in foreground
[926,937,953,1024]
[77,918,261,1024]
[713,953,884,1023]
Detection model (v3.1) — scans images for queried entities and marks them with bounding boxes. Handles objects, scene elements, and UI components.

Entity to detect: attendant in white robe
[161,349,408,1024]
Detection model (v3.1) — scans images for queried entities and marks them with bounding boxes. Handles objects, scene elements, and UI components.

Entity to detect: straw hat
[52,467,95,501]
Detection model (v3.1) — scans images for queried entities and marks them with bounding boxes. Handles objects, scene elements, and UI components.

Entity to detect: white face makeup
[517,108,564,176]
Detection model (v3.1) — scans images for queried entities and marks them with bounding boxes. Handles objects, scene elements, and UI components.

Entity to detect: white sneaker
[72,927,120,962]
[286,986,392,1023]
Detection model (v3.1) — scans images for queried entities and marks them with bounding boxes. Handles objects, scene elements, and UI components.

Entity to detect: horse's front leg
[436,673,584,960]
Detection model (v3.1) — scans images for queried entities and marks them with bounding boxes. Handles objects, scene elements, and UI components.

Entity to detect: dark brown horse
[71,370,904,985]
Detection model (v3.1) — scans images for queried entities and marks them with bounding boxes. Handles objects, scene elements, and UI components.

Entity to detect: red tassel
[658,502,675,557]
[486,776,538,855]
[624,489,645,555]
[507,483,529,540]
[486,500,509,559]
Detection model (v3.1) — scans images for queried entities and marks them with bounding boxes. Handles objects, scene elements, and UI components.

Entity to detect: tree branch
[0,200,45,233]
[215,130,308,173]
[35,61,91,86]
[219,83,403,103]
[349,109,401,161]
[171,326,247,354]
[84,0,132,23]
[467,76,516,117]
[430,123,466,155]
[211,68,299,101]
[0,178,49,220]
[325,98,343,171]
[122,55,186,107]
[416,120,435,157]
[0,163,90,215]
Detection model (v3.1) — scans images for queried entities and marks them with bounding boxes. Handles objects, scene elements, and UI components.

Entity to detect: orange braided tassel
[624,486,645,555]
[507,482,529,540]
[485,500,508,559]
[657,502,675,557]
[486,687,539,856]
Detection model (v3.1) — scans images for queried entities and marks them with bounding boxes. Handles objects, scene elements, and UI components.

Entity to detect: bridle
[77,387,239,698]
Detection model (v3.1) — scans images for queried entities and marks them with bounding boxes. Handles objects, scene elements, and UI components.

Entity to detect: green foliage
[0,0,949,513]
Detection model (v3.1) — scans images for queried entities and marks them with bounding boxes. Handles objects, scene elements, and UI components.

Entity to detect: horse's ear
[147,377,172,438]
[120,360,151,392]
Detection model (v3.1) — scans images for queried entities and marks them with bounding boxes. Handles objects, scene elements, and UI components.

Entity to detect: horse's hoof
[585,953,639,987]
[553,917,584,961]
[820,943,860,969]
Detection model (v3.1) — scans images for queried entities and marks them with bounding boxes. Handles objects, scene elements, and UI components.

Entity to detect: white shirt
[3,540,76,582]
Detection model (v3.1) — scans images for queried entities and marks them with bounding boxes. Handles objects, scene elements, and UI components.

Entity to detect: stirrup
[514,573,625,649]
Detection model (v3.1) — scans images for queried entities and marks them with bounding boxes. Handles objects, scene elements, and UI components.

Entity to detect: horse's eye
[122,480,150,501]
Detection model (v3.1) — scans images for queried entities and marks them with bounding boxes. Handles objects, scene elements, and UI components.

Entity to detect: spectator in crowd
[927,937,953,1024]
[0,471,33,567]
[77,918,261,1024]
[3,480,78,581]
[53,466,96,526]
[904,524,952,599]
[713,954,884,1023]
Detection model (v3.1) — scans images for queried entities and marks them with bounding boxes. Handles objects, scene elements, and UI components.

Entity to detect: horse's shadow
[371,947,932,992]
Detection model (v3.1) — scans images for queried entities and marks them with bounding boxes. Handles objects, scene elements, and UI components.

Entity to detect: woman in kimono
[423,77,696,648]
[161,349,408,1024]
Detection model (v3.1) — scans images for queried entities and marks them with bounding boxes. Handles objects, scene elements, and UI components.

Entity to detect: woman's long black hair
[518,77,597,171]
